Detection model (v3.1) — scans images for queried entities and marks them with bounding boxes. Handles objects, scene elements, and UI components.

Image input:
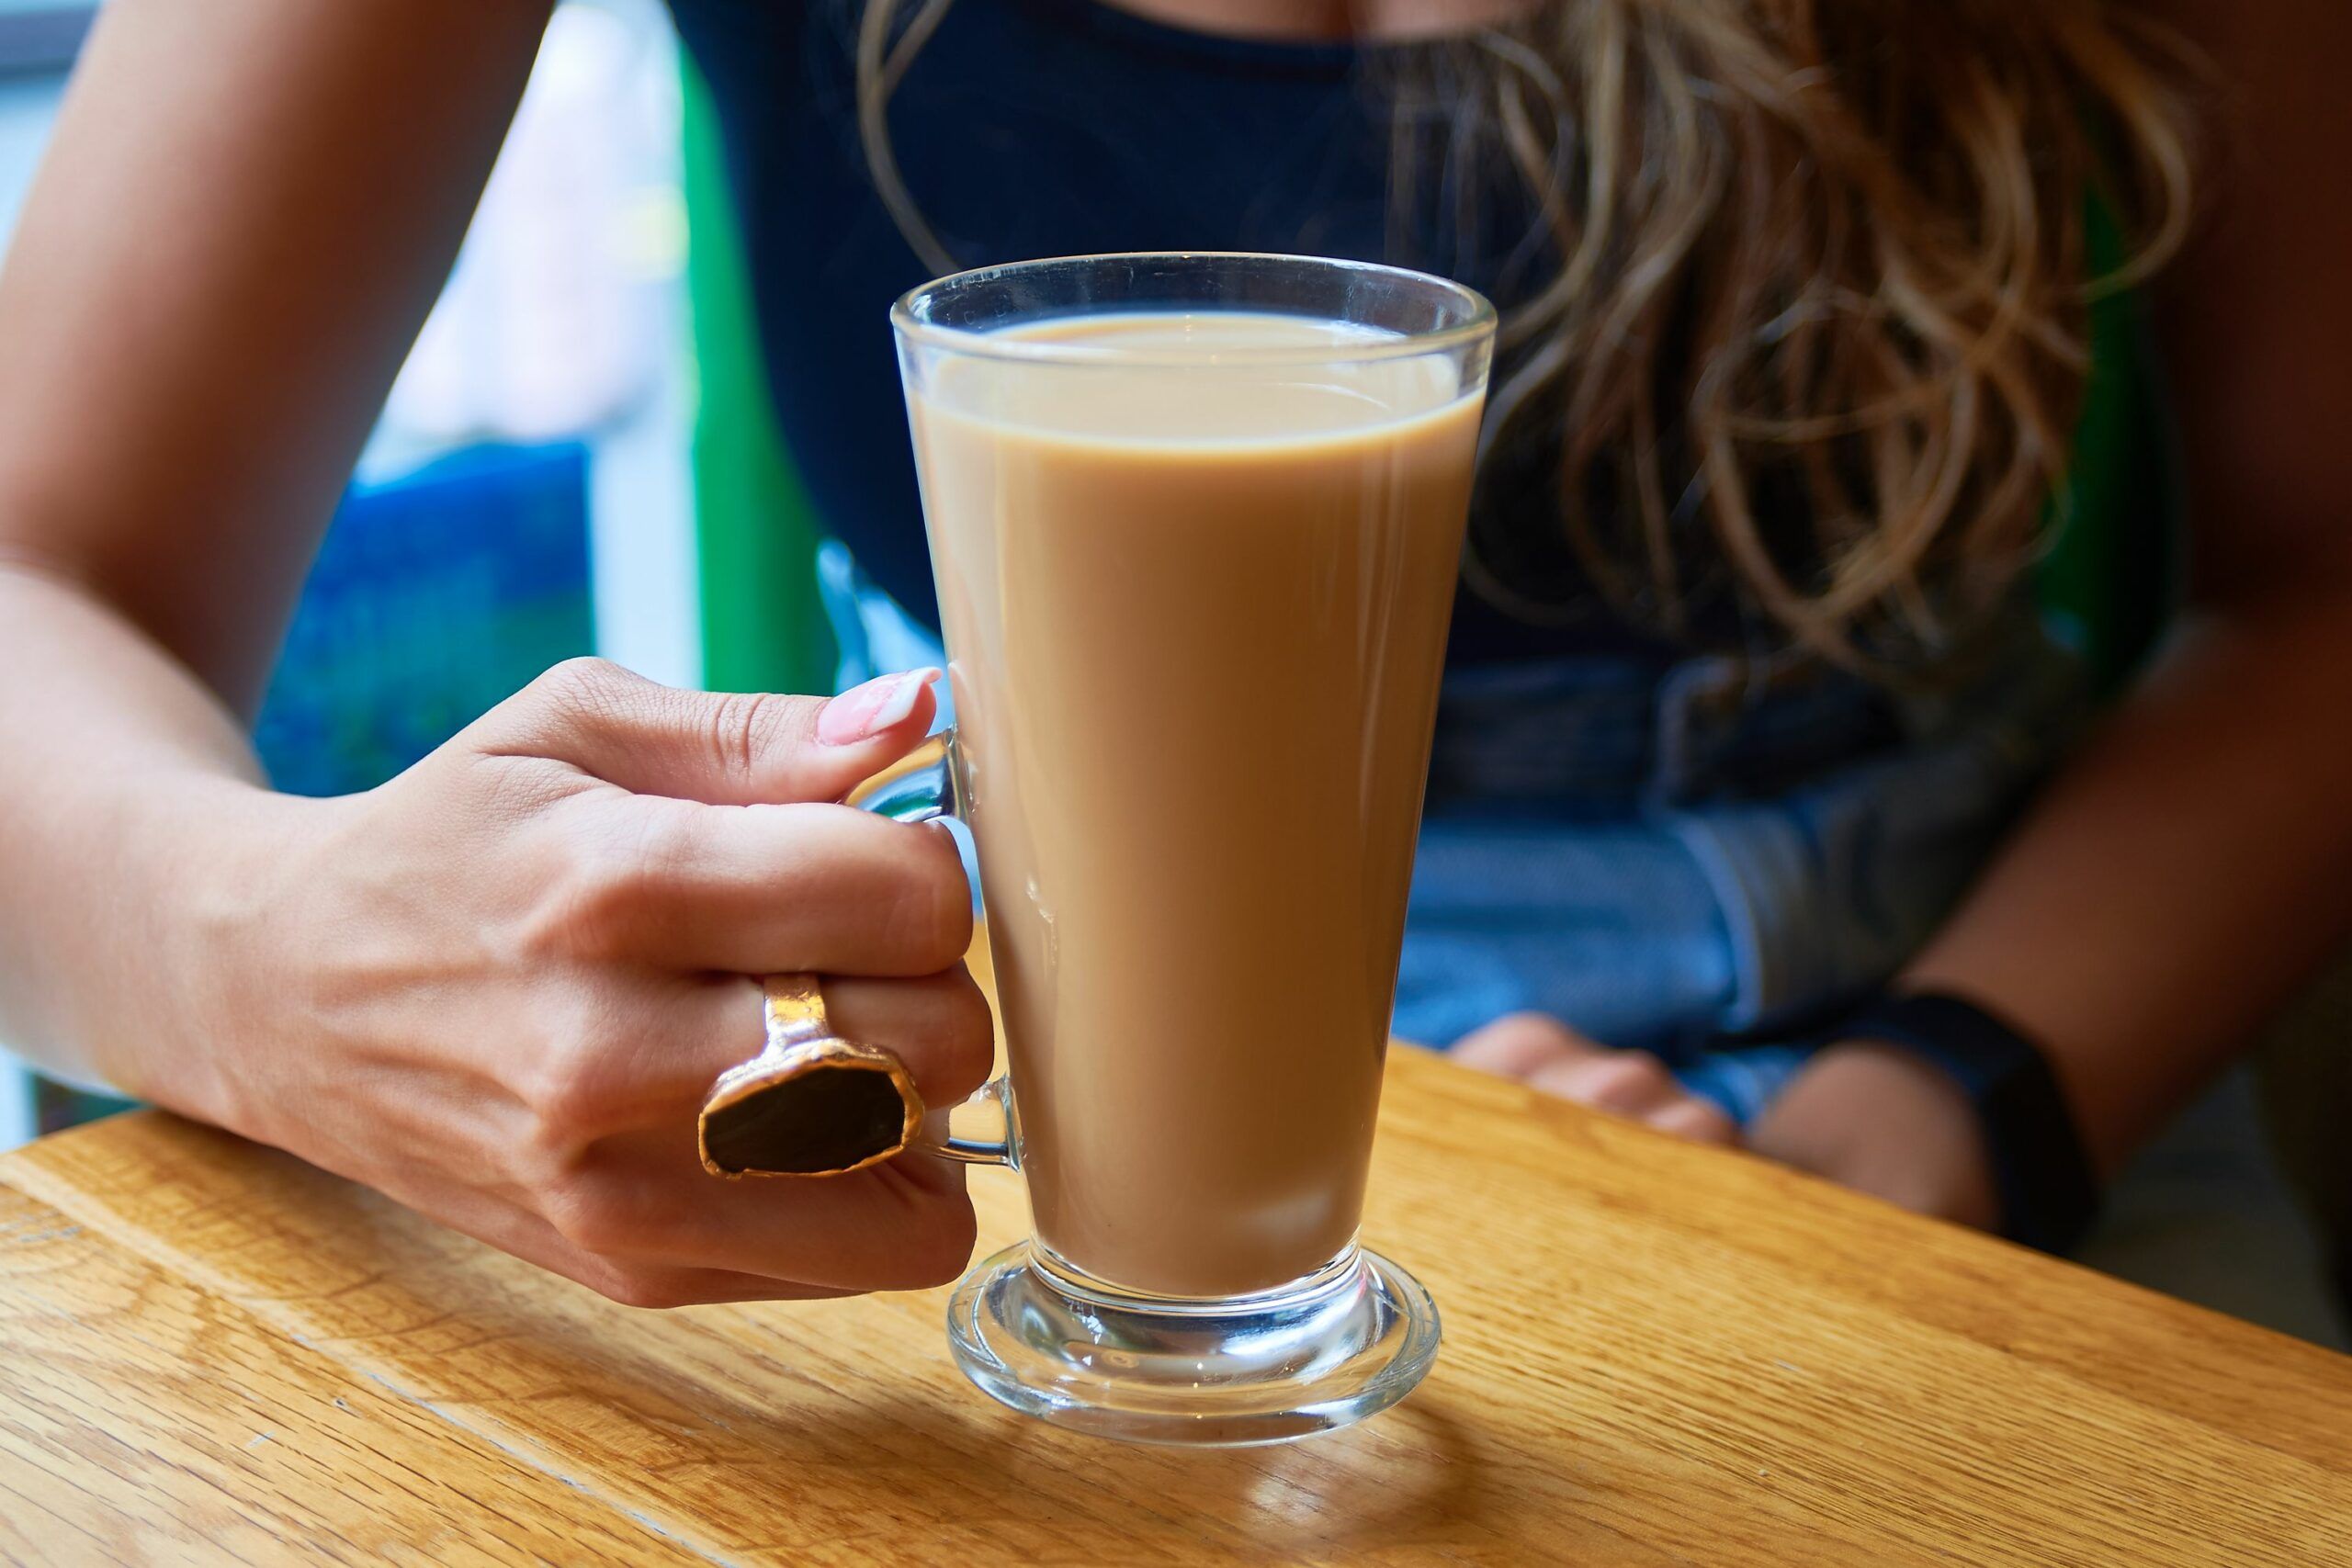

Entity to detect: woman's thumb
[481,658,941,806]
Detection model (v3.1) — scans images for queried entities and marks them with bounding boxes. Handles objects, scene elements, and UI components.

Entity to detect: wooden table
[0,1047,2346,1565]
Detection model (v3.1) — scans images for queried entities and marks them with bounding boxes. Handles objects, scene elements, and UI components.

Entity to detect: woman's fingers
[1527,1051,1676,1115]
[820,966,997,1109]
[414,970,985,1295]
[1454,1011,1738,1147]
[508,969,994,1148]
[526,793,973,978]
[668,968,994,1113]
[1452,1010,1597,1076]
[1647,1096,1740,1145]
[1527,1054,1739,1145]
[433,1188,861,1309]
[549,1126,978,1294]
[479,658,940,807]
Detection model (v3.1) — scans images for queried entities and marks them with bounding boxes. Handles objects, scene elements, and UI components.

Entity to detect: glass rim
[889,251,1498,368]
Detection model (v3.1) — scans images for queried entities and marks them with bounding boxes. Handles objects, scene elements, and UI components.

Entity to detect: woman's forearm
[0,561,277,1089]
[1902,587,2352,1171]
[1777,583,2352,1185]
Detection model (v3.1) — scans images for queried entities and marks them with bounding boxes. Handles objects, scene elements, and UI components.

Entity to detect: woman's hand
[150,660,990,1308]
[1749,1045,1998,1229]
[1452,1013,1737,1145]
[1454,1014,1998,1228]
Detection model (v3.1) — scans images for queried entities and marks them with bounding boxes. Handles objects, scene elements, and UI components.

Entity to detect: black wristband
[1833,991,2101,1256]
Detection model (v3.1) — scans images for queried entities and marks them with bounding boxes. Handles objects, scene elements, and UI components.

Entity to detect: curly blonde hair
[858,0,2199,674]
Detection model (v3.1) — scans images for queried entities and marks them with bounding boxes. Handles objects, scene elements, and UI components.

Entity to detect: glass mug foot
[946,1241,1442,1448]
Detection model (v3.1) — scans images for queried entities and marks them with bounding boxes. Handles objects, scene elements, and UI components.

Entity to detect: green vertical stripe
[684,60,837,695]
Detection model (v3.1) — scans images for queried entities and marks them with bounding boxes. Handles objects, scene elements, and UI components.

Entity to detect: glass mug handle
[695,731,1018,1179]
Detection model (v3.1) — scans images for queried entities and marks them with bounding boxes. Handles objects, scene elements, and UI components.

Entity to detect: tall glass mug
[893,254,1491,1444]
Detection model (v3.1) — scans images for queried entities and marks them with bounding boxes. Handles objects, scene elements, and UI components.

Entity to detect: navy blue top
[667,0,1639,664]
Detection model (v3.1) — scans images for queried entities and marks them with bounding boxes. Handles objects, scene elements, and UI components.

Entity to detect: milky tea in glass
[892,254,1492,1444]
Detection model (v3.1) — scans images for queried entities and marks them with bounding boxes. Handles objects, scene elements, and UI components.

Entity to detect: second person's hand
[1451,1012,1738,1145]
[1453,1011,1999,1229]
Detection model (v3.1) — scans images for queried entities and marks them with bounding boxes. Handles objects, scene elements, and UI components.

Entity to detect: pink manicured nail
[818,668,937,746]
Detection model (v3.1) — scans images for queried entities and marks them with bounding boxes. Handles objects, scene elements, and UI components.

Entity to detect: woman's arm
[0,2,994,1305]
[0,0,555,709]
[1752,0,2352,1215]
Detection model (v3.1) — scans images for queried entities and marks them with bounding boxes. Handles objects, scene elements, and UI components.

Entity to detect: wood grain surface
[1,1046,2347,1566]
[0,1183,702,1566]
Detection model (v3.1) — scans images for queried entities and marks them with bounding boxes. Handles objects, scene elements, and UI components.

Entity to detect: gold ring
[696,976,925,1179]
